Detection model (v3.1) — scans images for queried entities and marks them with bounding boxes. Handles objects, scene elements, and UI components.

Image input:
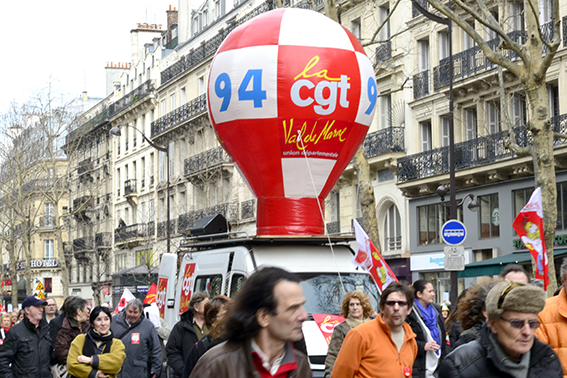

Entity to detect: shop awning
[458,249,567,278]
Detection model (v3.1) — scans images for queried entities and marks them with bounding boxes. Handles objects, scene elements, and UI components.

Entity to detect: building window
[136,249,154,266]
[351,18,361,40]
[170,93,176,111]
[45,277,52,293]
[465,107,477,140]
[44,240,54,259]
[384,204,402,250]
[486,11,498,40]
[329,191,340,223]
[509,2,525,32]
[181,87,187,104]
[556,182,567,230]
[115,253,127,272]
[511,93,526,128]
[420,121,432,151]
[548,84,559,119]
[380,94,392,129]
[441,116,450,147]
[198,77,205,96]
[480,193,499,238]
[438,31,449,60]
[487,102,500,134]
[418,204,462,245]
[418,40,430,72]
[44,203,54,226]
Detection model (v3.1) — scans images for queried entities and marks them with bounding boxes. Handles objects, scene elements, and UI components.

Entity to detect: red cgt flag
[512,187,549,290]
[143,283,158,305]
[353,219,398,292]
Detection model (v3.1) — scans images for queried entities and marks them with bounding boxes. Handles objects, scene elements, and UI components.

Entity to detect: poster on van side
[178,263,196,315]
[156,278,168,319]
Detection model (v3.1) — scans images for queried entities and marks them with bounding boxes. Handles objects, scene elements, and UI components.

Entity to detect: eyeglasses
[384,300,408,307]
[497,280,524,309]
[500,317,541,330]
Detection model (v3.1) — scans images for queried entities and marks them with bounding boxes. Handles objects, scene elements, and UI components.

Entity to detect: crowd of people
[1,260,567,378]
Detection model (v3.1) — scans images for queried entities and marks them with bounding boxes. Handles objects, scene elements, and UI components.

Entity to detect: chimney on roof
[82,91,88,102]
[166,5,178,44]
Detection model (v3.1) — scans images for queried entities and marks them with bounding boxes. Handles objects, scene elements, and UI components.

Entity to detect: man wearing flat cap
[0,295,53,378]
[439,280,562,378]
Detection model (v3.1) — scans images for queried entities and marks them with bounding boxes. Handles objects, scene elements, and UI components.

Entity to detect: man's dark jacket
[166,311,199,377]
[405,303,448,378]
[439,323,562,378]
[0,316,53,378]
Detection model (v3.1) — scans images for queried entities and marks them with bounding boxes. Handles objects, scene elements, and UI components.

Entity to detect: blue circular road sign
[441,220,467,245]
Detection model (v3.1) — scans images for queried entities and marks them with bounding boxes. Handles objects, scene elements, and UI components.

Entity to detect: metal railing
[73,237,95,252]
[95,232,112,248]
[109,80,152,117]
[124,179,137,196]
[73,196,92,211]
[413,70,430,100]
[77,158,92,175]
[115,223,152,244]
[363,127,405,158]
[326,221,340,234]
[241,199,256,219]
[375,41,392,63]
[184,146,231,176]
[151,94,207,137]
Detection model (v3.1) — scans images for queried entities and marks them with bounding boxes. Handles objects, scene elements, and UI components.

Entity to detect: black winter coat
[0,317,53,378]
[406,303,448,378]
[439,324,562,378]
[166,312,200,377]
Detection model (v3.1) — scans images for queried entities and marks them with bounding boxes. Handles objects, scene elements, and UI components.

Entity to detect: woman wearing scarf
[0,313,10,345]
[406,280,447,378]
[67,306,126,378]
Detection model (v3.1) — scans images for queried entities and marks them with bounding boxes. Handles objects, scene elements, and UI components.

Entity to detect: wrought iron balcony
[73,236,95,252]
[413,70,430,100]
[412,0,429,18]
[151,94,207,137]
[77,158,92,175]
[176,203,240,235]
[108,80,152,117]
[241,199,256,220]
[393,117,567,184]
[433,23,555,91]
[326,221,340,234]
[115,223,152,244]
[66,107,110,146]
[95,232,111,248]
[184,146,231,176]
[124,179,137,196]
[363,127,404,158]
[157,219,177,238]
[73,196,93,211]
[564,16,567,47]
[39,216,54,228]
[375,41,392,63]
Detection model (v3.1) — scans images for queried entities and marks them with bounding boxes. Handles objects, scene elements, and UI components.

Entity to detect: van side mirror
[167,299,174,309]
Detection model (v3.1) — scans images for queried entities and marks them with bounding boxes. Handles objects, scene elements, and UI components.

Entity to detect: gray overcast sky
[0,0,175,111]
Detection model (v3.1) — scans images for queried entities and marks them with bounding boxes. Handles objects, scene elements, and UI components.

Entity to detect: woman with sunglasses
[406,280,447,378]
[439,280,562,378]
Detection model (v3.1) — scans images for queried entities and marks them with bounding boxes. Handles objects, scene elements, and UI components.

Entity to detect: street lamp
[109,125,171,255]
[437,185,480,212]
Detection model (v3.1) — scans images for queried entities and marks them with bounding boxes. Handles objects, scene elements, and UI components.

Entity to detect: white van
[157,233,381,377]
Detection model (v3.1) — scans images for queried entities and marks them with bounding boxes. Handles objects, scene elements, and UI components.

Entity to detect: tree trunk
[8,241,17,309]
[353,147,381,249]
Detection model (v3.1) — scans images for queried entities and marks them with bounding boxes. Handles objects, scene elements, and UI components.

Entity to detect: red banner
[512,187,548,290]
[143,283,158,305]
[312,314,345,345]
[156,278,168,319]
[353,219,398,292]
[178,264,196,315]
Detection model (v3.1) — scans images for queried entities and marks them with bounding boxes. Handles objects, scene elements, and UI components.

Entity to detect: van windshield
[297,272,380,315]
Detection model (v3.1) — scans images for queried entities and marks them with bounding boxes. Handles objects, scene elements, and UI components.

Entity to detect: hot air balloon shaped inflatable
[207,8,377,235]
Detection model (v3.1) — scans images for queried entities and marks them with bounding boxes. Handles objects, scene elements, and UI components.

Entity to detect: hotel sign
[17,259,59,271]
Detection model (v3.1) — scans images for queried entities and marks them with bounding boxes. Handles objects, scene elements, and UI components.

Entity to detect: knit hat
[485,280,545,319]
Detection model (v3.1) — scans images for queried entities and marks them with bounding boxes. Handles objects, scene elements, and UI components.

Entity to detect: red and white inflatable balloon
[207,8,377,235]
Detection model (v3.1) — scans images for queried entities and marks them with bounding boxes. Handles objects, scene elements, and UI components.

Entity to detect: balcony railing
[108,80,152,117]
[396,114,567,183]
[375,41,392,63]
[73,237,95,252]
[157,219,177,238]
[151,94,207,137]
[433,23,555,90]
[176,203,240,235]
[66,107,110,146]
[124,179,137,196]
[77,158,92,175]
[363,127,405,158]
[115,223,152,244]
[184,146,231,176]
[326,221,340,234]
[564,16,567,47]
[95,232,111,248]
[241,199,256,219]
[412,0,429,18]
[413,70,430,100]
[73,196,92,211]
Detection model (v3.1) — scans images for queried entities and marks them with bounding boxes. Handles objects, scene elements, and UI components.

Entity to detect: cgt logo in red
[156,278,168,319]
[178,264,196,315]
